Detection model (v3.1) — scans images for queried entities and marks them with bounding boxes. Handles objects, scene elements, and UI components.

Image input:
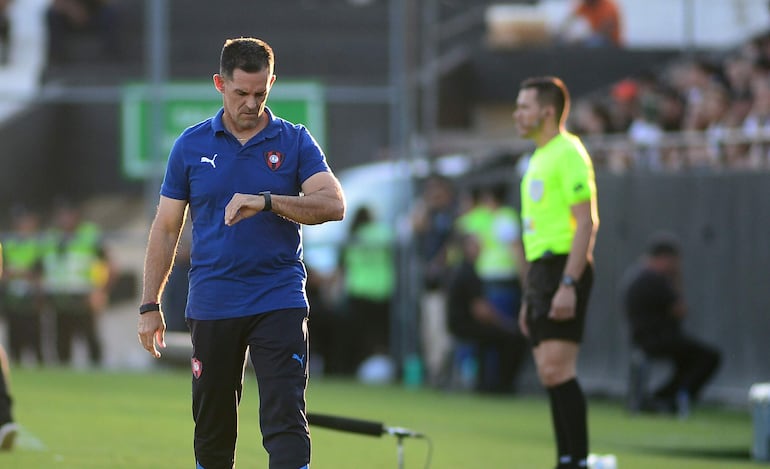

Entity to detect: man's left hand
[549,285,577,321]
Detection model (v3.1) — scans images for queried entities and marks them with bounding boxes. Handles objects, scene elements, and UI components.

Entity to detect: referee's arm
[548,200,597,321]
[562,199,597,281]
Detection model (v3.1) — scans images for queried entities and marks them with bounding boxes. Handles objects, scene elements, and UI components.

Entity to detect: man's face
[56,208,79,232]
[662,255,681,278]
[214,67,275,132]
[651,253,680,278]
[424,178,452,209]
[16,214,39,234]
[513,88,546,139]
[462,235,481,262]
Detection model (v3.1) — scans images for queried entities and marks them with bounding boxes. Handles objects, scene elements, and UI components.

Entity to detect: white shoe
[0,422,18,450]
[588,453,617,469]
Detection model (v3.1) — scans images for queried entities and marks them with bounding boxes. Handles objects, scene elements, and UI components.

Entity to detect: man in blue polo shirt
[137,37,345,469]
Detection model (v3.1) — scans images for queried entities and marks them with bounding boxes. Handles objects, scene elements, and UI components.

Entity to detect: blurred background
[0,0,768,408]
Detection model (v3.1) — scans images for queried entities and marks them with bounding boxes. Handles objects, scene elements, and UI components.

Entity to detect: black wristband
[139,302,160,315]
[259,191,272,212]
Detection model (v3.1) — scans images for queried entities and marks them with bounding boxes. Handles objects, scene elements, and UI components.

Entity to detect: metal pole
[421,0,438,139]
[389,0,420,386]
[389,0,407,156]
[396,435,405,469]
[683,0,696,56]
[388,0,404,382]
[144,0,169,218]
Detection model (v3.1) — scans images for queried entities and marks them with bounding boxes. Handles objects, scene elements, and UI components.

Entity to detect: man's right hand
[518,302,529,337]
[138,311,166,358]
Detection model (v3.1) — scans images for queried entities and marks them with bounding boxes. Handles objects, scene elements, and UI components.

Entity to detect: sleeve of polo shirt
[297,126,331,184]
[560,145,593,206]
[160,136,189,201]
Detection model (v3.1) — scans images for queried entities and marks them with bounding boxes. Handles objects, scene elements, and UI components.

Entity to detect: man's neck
[534,128,560,148]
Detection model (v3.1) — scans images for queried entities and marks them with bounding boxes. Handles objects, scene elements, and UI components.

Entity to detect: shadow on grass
[626,444,751,461]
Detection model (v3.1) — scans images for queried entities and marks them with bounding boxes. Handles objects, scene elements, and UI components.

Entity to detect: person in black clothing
[412,174,458,387]
[305,266,356,376]
[623,233,721,414]
[0,243,19,450]
[0,344,16,450]
[447,233,527,394]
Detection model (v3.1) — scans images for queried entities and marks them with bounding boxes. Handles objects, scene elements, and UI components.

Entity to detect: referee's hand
[549,285,576,321]
[518,302,529,337]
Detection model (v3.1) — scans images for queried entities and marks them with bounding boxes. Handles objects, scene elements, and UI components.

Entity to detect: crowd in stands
[570,28,770,172]
[0,0,121,69]
[557,0,624,48]
[46,0,121,64]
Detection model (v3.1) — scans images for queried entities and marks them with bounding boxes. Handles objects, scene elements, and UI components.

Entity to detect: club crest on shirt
[191,357,203,379]
[264,151,284,171]
[529,179,544,202]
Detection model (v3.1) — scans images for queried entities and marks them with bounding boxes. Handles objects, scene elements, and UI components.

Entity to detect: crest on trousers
[191,358,202,379]
[264,151,284,171]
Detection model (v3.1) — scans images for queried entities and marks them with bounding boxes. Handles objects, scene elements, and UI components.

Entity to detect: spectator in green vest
[456,184,527,310]
[339,206,396,378]
[455,183,528,392]
[43,199,113,366]
[1,205,45,365]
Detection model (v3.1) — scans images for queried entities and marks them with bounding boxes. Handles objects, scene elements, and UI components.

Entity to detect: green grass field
[1,367,764,468]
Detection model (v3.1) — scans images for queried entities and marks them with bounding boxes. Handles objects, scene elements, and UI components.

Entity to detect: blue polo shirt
[161,107,330,320]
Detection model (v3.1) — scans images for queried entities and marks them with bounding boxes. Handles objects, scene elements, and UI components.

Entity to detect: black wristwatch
[139,302,161,315]
[561,275,577,288]
[259,191,272,212]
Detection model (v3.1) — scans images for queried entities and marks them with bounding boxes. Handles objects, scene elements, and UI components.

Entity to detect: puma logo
[291,353,305,368]
[200,154,218,168]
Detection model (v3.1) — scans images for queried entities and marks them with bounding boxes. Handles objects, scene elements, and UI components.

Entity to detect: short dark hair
[220,37,274,79]
[647,231,680,257]
[520,76,570,125]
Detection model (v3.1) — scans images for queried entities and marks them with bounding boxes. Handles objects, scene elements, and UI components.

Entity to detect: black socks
[547,378,588,468]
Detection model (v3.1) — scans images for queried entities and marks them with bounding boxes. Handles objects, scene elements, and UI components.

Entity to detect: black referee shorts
[524,254,594,347]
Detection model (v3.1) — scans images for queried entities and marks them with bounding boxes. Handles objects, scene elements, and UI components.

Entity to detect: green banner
[121,81,325,178]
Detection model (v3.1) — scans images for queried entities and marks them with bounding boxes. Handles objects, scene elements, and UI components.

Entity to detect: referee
[513,76,599,469]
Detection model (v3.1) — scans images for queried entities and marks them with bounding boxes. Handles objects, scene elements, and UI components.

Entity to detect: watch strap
[561,275,577,287]
[259,191,272,212]
[139,302,160,315]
